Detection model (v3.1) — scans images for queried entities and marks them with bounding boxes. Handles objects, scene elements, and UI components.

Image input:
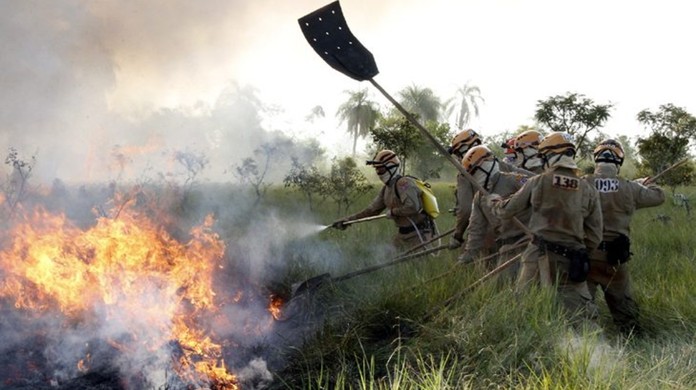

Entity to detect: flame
[77,354,91,373]
[0,204,240,388]
[268,295,284,321]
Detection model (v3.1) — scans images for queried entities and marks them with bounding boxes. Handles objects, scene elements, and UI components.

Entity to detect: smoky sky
[0,0,394,184]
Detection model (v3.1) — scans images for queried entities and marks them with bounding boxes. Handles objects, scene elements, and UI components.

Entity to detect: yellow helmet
[593,139,625,166]
[538,132,576,157]
[366,149,400,169]
[513,130,542,151]
[448,128,482,156]
[461,145,494,174]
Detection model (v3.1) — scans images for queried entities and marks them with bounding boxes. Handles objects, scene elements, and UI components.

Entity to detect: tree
[173,149,209,189]
[369,115,422,173]
[233,143,278,205]
[397,84,443,123]
[283,158,325,210]
[636,104,696,191]
[612,134,638,178]
[336,88,380,156]
[369,113,451,180]
[445,82,485,129]
[3,147,37,212]
[534,92,613,158]
[322,157,373,215]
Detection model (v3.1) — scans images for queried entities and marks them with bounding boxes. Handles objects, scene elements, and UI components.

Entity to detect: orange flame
[268,295,284,321]
[0,205,239,388]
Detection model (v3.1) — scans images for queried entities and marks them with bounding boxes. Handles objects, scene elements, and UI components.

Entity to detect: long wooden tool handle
[403,227,455,255]
[644,158,690,185]
[368,78,532,236]
[401,238,530,292]
[424,253,523,320]
[332,245,447,282]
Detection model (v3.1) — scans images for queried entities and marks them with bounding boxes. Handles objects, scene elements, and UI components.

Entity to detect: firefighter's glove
[448,236,463,250]
[634,177,649,185]
[386,209,394,219]
[484,193,503,209]
[331,219,349,230]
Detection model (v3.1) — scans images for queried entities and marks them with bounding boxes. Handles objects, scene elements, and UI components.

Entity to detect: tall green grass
[265,183,695,389]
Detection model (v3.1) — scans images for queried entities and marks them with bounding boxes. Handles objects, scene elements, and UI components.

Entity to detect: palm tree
[445,82,485,129]
[336,88,380,156]
[397,84,443,123]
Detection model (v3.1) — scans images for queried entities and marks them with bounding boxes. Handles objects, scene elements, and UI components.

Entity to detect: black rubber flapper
[298,1,379,81]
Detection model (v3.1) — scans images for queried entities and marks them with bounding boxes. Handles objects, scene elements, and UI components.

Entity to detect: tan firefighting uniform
[453,161,533,249]
[524,165,545,175]
[491,165,603,320]
[465,172,531,277]
[345,175,433,251]
[583,164,665,332]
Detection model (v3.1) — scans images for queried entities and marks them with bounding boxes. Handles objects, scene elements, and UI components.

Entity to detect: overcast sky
[1,0,695,183]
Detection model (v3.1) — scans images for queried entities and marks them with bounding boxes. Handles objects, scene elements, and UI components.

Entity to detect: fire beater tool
[298,2,543,292]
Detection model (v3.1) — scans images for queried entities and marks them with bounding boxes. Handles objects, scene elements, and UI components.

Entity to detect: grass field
[261,182,696,389]
[4,178,691,389]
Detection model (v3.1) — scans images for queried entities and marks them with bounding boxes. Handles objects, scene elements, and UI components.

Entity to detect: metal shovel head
[298,1,379,81]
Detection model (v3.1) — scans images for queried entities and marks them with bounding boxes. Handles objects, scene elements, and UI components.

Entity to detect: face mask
[379,171,392,184]
[378,166,398,184]
[544,153,577,170]
[520,148,542,169]
[596,162,619,176]
[454,145,471,159]
[473,160,498,189]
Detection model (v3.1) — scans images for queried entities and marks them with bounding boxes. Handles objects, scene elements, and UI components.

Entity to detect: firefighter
[458,145,531,278]
[583,139,665,335]
[447,129,533,253]
[513,130,544,174]
[488,132,603,321]
[331,150,434,251]
[501,137,518,165]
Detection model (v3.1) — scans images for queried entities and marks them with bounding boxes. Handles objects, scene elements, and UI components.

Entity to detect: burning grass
[0,190,291,389]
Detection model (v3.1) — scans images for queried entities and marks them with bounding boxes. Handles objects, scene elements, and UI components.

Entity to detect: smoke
[557,329,625,381]
[0,1,315,184]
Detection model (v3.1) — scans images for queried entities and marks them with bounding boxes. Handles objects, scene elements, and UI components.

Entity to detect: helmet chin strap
[474,160,498,190]
[520,148,542,169]
[543,153,576,170]
[379,166,399,184]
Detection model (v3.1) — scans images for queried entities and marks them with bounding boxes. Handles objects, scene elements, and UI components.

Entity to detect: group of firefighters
[331,129,665,335]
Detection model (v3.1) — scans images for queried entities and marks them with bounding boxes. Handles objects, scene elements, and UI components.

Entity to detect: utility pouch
[568,249,590,283]
[606,234,632,265]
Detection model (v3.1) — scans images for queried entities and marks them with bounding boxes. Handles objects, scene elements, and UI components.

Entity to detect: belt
[532,236,579,258]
